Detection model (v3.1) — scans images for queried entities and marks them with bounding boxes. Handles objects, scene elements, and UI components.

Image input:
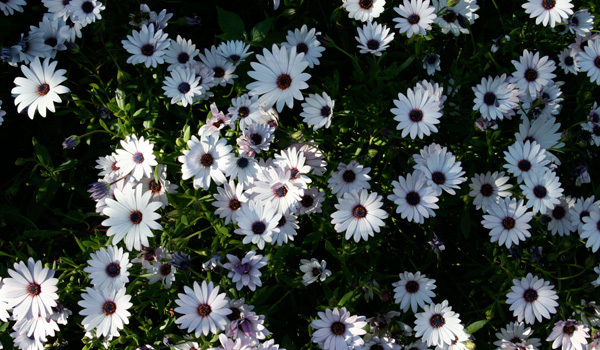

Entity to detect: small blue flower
[62,135,80,149]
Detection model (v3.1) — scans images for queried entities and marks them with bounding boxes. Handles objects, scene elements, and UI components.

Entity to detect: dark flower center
[408,14,420,25]
[37,83,50,96]
[552,206,566,220]
[62,0,71,5]
[483,92,497,106]
[213,67,225,78]
[111,161,120,171]
[45,37,58,48]
[321,106,331,117]
[564,56,574,66]
[200,153,214,167]
[105,262,121,277]
[252,221,266,234]
[277,215,287,227]
[312,268,320,276]
[510,337,523,344]
[238,106,250,118]
[371,345,384,350]
[141,44,154,56]
[406,280,420,293]
[406,191,421,206]
[518,159,531,172]
[129,210,143,224]
[523,288,538,302]
[274,186,288,198]
[430,314,445,328]
[133,152,145,164]
[542,0,556,10]
[197,304,211,317]
[103,301,117,315]
[290,168,300,180]
[229,54,241,62]
[367,39,380,50]
[352,205,367,218]
[580,210,590,223]
[178,82,191,94]
[27,282,41,296]
[533,185,547,198]
[149,180,162,193]
[81,1,94,13]
[426,55,438,64]
[595,57,600,69]
[593,125,600,136]
[523,136,535,144]
[160,263,172,276]
[237,157,249,168]
[563,325,575,335]
[213,119,224,128]
[524,68,538,82]
[432,171,446,185]
[480,183,494,197]
[228,307,241,321]
[177,52,189,64]
[331,321,346,335]
[229,199,241,210]
[343,170,356,183]
[409,109,423,122]
[443,10,457,23]
[301,195,314,208]
[359,0,373,9]
[296,43,308,54]
[502,217,516,229]
[251,133,263,145]
[276,74,292,90]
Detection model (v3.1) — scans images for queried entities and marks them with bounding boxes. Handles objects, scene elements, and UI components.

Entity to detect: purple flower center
[27,282,41,296]
[408,14,420,25]
[103,301,117,315]
[430,314,445,328]
[105,262,120,277]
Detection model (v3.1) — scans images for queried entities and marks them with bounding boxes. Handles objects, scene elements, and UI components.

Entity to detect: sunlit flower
[388,170,439,223]
[482,197,534,249]
[331,189,388,243]
[179,134,233,190]
[310,307,367,350]
[468,171,512,211]
[415,147,466,196]
[122,23,170,68]
[506,273,558,324]
[578,37,600,85]
[433,0,479,36]
[84,245,131,292]
[225,154,260,186]
[510,50,557,100]
[520,168,563,215]
[237,123,275,157]
[223,250,268,291]
[393,0,436,38]
[472,74,519,121]
[391,85,442,139]
[164,35,199,71]
[272,211,299,245]
[558,48,579,74]
[138,164,178,209]
[115,134,157,181]
[514,116,564,155]
[234,199,281,249]
[522,0,573,28]
[66,0,105,26]
[343,0,385,22]
[29,16,70,59]
[393,271,437,313]
[199,45,238,87]
[546,320,589,350]
[493,321,541,350]
[282,24,325,68]
[300,258,331,286]
[228,94,262,130]
[356,21,395,56]
[162,67,202,107]
[568,9,594,36]
[174,280,231,337]
[300,92,334,130]
[328,161,372,198]
[218,40,252,65]
[414,300,465,348]
[503,140,549,184]
[296,187,325,215]
[212,179,248,225]
[78,287,132,339]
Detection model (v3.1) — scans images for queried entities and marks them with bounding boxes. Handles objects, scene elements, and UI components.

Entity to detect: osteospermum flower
[331,189,388,243]
[569,196,597,234]
[522,0,573,28]
[519,82,564,120]
[251,167,303,215]
[355,21,395,56]
[414,300,466,348]
[246,44,310,112]
[546,320,589,350]
[78,287,132,339]
[482,197,534,249]
[310,307,368,350]
[199,45,238,87]
[218,40,252,65]
[510,50,557,100]
[388,171,439,224]
[179,134,233,190]
[84,245,131,292]
[328,161,372,198]
[282,24,325,68]
[503,140,549,184]
[391,86,442,139]
[581,210,600,252]
[416,148,466,196]
[66,0,105,25]
[121,23,170,68]
[578,37,600,85]
[514,116,564,154]
[223,250,268,291]
[299,258,331,286]
[393,0,437,38]
[162,67,202,107]
[506,273,559,324]
[558,48,579,74]
[212,179,248,225]
[115,134,157,181]
[11,57,69,119]
[102,183,162,251]
[272,211,299,245]
[567,9,594,37]
[300,92,335,130]
[472,74,520,121]
[2,258,58,321]
[164,35,199,71]
[432,0,479,36]
[235,199,281,249]
[547,196,575,236]
[422,53,441,76]
[139,164,178,209]
[468,171,512,211]
[393,271,437,313]
[520,168,563,215]
[343,0,385,22]
[493,321,541,350]
[174,280,231,337]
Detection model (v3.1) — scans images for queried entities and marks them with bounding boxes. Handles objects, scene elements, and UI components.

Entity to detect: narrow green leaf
[466,319,488,334]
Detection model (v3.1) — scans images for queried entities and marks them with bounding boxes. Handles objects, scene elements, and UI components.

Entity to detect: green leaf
[251,18,272,43]
[32,137,52,167]
[465,319,488,334]
[55,159,78,173]
[216,6,245,39]
[337,290,354,306]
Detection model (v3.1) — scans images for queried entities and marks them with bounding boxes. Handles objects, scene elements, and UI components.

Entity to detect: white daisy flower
[510,50,557,100]
[519,82,563,120]
[472,74,520,121]
[493,321,541,350]
[414,300,465,348]
[189,60,215,93]
[520,168,563,215]
[331,189,388,243]
[582,121,600,146]
[64,17,84,42]
[227,311,270,345]
[225,154,260,186]
[299,258,331,286]
[29,16,70,59]
[235,199,281,249]
[9,33,52,66]
[212,179,248,225]
[468,171,512,211]
[11,57,69,119]
[121,23,170,68]
[393,0,437,38]
[568,196,597,234]
[422,53,441,76]
[328,161,372,198]
[251,167,303,215]
[356,21,395,56]
[237,123,275,157]
[199,103,232,137]
[2,258,58,321]
[274,146,313,189]
[138,164,178,209]
[199,45,237,87]
[282,24,325,68]
[310,307,367,350]
[392,271,436,313]
[546,320,589,350]
[568,9,594,36]
[291,141,328,176]
[558,48,579,74]
[174,280,231,337]
[272,211,299,245]
[246,44,310,112]
[115,134,157,181]
[578,37,600,85]
[42,0,72,20]
[179,134,233,190]
[388,171,439,224]
[503,140,549,184]
[522,0,573,28]
[84,245,131,292]
[300,92,334,130]
[162,67,202,107]
[415,148,466,196]
[66,0,105,26]
[296,188,325,216]
[228,94,263,130]
[547,196,575,236]
[217,40,252,65]
[581,210,600,252]
[482,197,534,249]
[147,7,173,31]
[78,287,132,339]
[223,250,268,291]
[514,116,564,154]
[506,273,558,324]
[391,86,442,139]
[146,250,176,288]
[164,35,199,71]
[101,183,162,251]
[343,0,386,22]
[432,0,479,36]
[12,315,59,342]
